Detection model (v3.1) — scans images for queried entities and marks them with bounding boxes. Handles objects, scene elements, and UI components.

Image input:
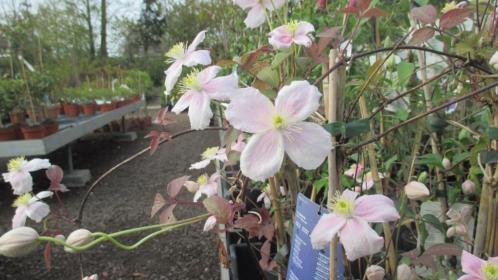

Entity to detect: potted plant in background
[97,88,116,112]
[2,79,27,126]
[80,85,97,116]
[61,87,80,118]
[0,81,19,140]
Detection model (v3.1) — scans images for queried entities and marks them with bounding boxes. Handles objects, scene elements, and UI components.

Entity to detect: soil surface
[0,109,222,280]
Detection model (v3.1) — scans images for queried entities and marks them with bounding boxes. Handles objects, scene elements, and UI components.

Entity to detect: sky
[0,0,144,55]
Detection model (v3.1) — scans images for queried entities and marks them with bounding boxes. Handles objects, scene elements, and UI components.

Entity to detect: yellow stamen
[202,147,219,160]
[287,20,300,34]
[13,193,32,208]
[180,70,202,91]
[165,42,186,59]
[482,262,498,280]
[331,192,354,217]
[7,157,25,172]
[197,174,208,185]
[441,1,457,13]
[272,115,285,129]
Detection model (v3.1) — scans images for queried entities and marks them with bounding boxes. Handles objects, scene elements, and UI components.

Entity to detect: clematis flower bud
[65,229,93,253]
[0,227,39,257]
[82,274,98,280]
[397,264,417,280]
[462,179,476,195]
[442,157,452,170]
[490,51,498,70]
[447,224,467,238]
[366,265,385,280]
[316,0,327,10]
[405,181,430,200]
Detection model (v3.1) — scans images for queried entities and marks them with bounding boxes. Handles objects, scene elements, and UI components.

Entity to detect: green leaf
[397,61,415,87]
[345,119,370,138]
[423,214,446,234]
[487,127,498,140]
[416,153,443,168]
[271,51,292,69]
[256,66,279,88]
[323,122,346,137]
[452,152,470,164]
[384,155,399,172]
[480,150,498,164]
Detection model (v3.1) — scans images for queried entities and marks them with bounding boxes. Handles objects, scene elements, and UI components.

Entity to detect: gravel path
[0,112,222,280]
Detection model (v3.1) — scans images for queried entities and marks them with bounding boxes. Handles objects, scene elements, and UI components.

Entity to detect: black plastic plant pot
[229,243,278,280]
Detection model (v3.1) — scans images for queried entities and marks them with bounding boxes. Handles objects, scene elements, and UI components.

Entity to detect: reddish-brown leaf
[153,108,175,126]
[410,5,437,24]
[423,243,462,257]
[44,243,52,271]
[409,27,435,45]
[159,203,177,224]
[440,8,472,29]
[203,196,232,224]
[363,7,387,17]
[166,175,190,198]
[151,193,166,218]
[342,6,361,16]
[358,0,371,11]
[240,45,271,70]
[259,240,277,271]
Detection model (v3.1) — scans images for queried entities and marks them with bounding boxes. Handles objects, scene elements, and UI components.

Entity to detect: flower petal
[164,61,183,94]
[282,122,331,169]
[339,217,385,261]
[172,90,194,114]
[4,171,33,195]
[204,73,239,101]
[187,30,207,53]
[184,50,211,67]
[295,22,315,36]
[353,194,400,223]
[225,87,274,133]
[12,207,28,228]
[187,93,213,130]
[275,81,321,123]
[203,215,217,231]
[29,191,53,203]
[24,159,51,172]
[241,130,284,181]
[234,0,259,9]
[189,159,211,170]
[341,189,359,202]
[197,65,221,85]
[269,26,293,49]
[293,34,313,47]
[461,250,484,277]
[26,201,50,223]
[310,213,346,250]
[262,0,285,10]
[244,5,266,28]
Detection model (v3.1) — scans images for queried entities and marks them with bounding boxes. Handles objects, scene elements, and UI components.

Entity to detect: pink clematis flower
[172,65,238,129]
[225,81,331,181]
[458,250,498,280]
[269,21,315,49]
[12,191,53,228]
[183,173,221,202]
[358,171,384,191]
[164,30,211,95]
[190,146,228,170]
[234,0,286,29]
[2,157,51,195]
[344,163,364,178]
[46,165,69,193]
[310,189,399,261]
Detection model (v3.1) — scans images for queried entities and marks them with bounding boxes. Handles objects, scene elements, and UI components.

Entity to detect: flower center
[7,156,25,172]
[197,174,208,185]
[482,263,498,280]
[181,71,203,91]
[333,197,354,217]
[165,42,186,59]
[287,21,299,34]
[202,147,219,159]
[272,115,286,129]
[13,193,32,208]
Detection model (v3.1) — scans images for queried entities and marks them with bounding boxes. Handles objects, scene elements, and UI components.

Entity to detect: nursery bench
[0,100,145,187]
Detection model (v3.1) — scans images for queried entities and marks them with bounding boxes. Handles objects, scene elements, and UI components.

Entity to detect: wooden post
[326,49,345,280]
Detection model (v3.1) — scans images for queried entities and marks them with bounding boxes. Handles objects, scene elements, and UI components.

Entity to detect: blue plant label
[286,193,345,280]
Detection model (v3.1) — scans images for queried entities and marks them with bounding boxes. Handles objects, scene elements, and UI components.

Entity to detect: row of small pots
[0,122,59,141]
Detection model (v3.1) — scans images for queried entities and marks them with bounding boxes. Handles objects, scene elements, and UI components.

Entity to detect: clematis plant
[233,0,285,29]
[189,146,228,170]
[12,191,53,228]
[310,189,399,260]
[269,21,315,49]
[459,251,498,280]
[225,81,331,181]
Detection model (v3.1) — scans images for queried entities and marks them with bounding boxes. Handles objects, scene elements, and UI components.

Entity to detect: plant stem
[358,96,397,275]
[269,176,286,280]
